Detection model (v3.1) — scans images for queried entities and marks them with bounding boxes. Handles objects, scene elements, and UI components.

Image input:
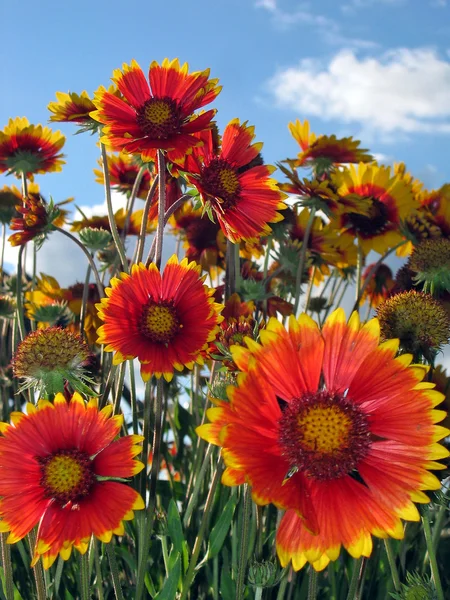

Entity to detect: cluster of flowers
[0,57,449,590]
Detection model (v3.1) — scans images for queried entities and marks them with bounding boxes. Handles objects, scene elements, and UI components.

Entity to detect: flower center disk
[278,390,371,481]
[346,198,389,237]
[38,449,95,505]
[140,300,181,344]
[136,97,181,139]
[201,158,241,206]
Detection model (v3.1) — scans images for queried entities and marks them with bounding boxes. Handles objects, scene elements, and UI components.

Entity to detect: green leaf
[167,499,185,553]
[208,495,238,559]
[220,566,236,600]
[154,553,181,600]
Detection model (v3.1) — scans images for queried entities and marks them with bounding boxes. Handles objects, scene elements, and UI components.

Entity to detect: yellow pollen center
[297,406,352,454]
[141,302,181,344]
[219,168,240,196]
[43,455,84,494]
[143,101,172,125]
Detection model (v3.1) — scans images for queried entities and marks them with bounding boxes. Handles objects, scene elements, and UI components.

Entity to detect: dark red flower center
[139,299,182,344]
[38,448,95,506]
[201,158,241,207]
[346,198,390,237]
[278,390,371,481]
[136,97,182,139]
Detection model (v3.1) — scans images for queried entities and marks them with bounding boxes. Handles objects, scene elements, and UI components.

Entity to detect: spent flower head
[377,290,450,361]
[13,327,94,397]
[78,227,113,251]
[409,238,450,295]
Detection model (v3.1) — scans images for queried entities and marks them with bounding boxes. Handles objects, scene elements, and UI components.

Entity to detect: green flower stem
[101,143,129,273]
[93,540,104,600]
[1,223,6,286]
[346,557,363,600]
[384,539,401,592]
[27,530,46,600]
[422,512,445,600]
[106,542,125,600]
[15,244,27,342]
[79,550,90,600]
[183,443,214,528]
[144,193,192,267]
[180,458,224,600]
[134,174,159,265]
[304,266,315,312]
[113,361,126,414]
[128,359,139,435]
[1,533,14,600]
[355,243,364,308]
[122,165,147,238]
[136,378,164,600]
[293,207,316,315]
[79,261,92,340]
[225,240,237,300]
[308,567,318,600]
[155,150,166,270]
[236,485,252,600]
[328,563,337,600]
[351,241,406,313]
[255,588,264,600]
[276,570,289,600]
[53,557,64,599]
[54,226,104,299]
[21,172,28,198]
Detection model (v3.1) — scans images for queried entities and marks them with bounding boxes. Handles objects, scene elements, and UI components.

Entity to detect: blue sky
[2,0,450,208]
[1,0,450,277]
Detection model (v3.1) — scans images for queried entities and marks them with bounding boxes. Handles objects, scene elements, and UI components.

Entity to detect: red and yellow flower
[360,263,395,308]
[0,118,65,177]
[185,120,286,242]
[92,59,220,162]
[96,256,223,381]
[94,152,153,199]
[71,207,156,237]
[333,163,416,255]
[197,309,449,570]
[48,91,96,125]
[0,393,144,568]
[288,120,372,169]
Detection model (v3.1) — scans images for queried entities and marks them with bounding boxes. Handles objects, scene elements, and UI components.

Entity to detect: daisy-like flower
[96,256,223,381]
[48,91,96,125]
[197,309,449,571]
[420,184,450,238]
[333,163,416,255]
[94,151,153,199]
[0,117,65,177]
[288,120,372,171]
[172,202,226,272]
[9,194,61,247]
[71,207,156,237]
[91,58,221,162]
[0,392,144,568]
[185,120,286,242]
[360,263,395,308]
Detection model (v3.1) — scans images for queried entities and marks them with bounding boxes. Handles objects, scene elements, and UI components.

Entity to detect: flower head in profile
[0,118,65,177]
[197,309,449,571]
[9,194,62,248]
[94,151,153,199]
[92,58,221,162]
[185,120,286,242]
[0,393,144,568]
[360,263,395,308]
[288,120,372,172]
[96,256,223,381]
[48,91,98,131]
[12,327,94,397]
[333,163,416,255]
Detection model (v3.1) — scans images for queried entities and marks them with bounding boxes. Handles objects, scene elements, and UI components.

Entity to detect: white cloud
[254,0,378,47]
[341,0,405,11]
[268,48,450,136]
